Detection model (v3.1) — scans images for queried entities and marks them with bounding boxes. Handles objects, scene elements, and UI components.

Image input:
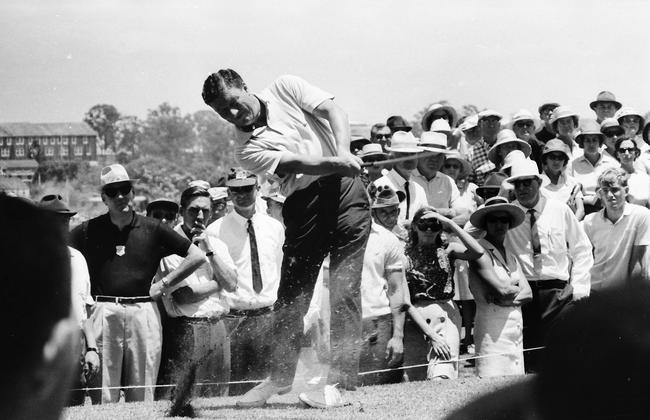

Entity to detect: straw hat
[600,118,625,137]
[589,91,622,111]
[100,164,137,186]
[476,172,508,199]
[430,119,452,135]
[418,131,450,154]
[459,114,479,131]
[508,109,542,131]
[575,119,604,147]
[506,158,542,184]
[501,150,527,172]
[421,103,458,131]
[488,129,532,164]
[542,139,571,161]
[615,107,646,130]
[550,106,580,131]
[470,196,525,230]
[360,143,389,161]
[444,152,472,178]
[385,131,423,154]
[478,109,503,121]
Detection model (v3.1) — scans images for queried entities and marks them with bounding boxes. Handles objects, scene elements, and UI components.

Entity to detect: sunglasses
[150,211,176,221]
[617,147,637,154]
[513,178,536,188]
[416,219,442,232]
[485,216,511,224]
[103,184,132,198]
[229,185,256,194]
[375,134,392,140]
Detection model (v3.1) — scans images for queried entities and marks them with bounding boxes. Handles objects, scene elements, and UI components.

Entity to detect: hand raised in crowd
[190,221,208,246]
[385,337,404,368]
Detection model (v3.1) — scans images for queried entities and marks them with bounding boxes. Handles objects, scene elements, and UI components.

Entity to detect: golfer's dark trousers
[522,279,574,373]
[270,175,371,390]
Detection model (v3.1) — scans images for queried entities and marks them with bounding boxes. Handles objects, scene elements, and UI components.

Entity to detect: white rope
[71,346,545,392]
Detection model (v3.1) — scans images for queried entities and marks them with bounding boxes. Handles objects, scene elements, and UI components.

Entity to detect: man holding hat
[374,131,428,235]
[206,168,285,396]
[504,159,592,372]
[467,110,502,185]
[536,102,560,143]
[39,194,100,405]
[70,164,206,403]
[590,91,622,123]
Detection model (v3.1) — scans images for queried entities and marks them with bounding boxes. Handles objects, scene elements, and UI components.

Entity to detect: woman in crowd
[402,207,484,380]
[441,152,478,355]
[571,119,619,215]
[469,196,532,377]
[540,139,585,220]
[487,129,532,172]
[615,137,650,208]
[616,107,646,151]
[550,106,581,160]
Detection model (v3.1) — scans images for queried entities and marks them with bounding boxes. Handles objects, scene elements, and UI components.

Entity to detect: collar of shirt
[227,209,256,229]
[412,168,438,182]
[514,195,547,214]
[601,203,632,225]
[387,168,410,188]
[575,152,613,167]
[479,237,510,268]
[540,171,567,186]
[103,211,141,231]
[235,94,286,143]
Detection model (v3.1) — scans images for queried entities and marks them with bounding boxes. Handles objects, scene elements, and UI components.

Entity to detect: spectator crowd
[19,88,650,411]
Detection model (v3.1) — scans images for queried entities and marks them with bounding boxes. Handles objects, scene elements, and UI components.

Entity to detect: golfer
[202,69,371,409]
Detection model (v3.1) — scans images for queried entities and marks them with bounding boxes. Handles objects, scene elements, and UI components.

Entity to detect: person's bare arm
[149,244,205,299]
[275,154,362,177]
[385,270,406,367]
[469,254,520,298]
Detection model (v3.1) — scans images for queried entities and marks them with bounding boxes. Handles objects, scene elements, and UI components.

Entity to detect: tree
[114,115,143,163]
[84,104,121,151]
[191,110,237,169]
[139,103,196,161]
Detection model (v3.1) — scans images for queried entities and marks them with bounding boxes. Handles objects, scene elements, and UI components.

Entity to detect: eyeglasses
[229,185,256,194]
[617,147,637,154]
[416,219,442,232]
[513,178,536,188]
[375,134,392,140]
[103,184,132,198]
[485,216,511,224]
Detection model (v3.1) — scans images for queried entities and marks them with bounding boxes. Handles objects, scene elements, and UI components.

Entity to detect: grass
[63,375,524,420]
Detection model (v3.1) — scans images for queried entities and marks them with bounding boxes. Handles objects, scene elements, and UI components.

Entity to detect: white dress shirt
[374,169,428,223]
[69,246,94,327]
[505,196,593,299]
[206,210,284,310]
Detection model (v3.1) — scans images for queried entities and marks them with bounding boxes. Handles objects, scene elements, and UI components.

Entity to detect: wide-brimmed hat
[488,129,532,164]
[188,179,211,190]
[430,118,452,134]
[615,107,646,130]
[575,119,605,147]
[476,172,508,199]
[385,131,423,154]
[360,143,388,161]
[600,118,625,137]
[550,106,580,131]
[538,102,560,114]
[508,109,542,131]
[146,198,179,214]
[38,194,77,216]
[470,196,526,230]
[421,103,458,131]
[542,139,571,161]
[418,131,450,154]
[501,150,527,172]
[208,187,228,201]
[100,164,137,187]
[506,158,542,184]
[371,186,404,209]
[478,109,503,121]
[226,167,258,187]
[444,152,472,178]
[459,114,479,131]
[386,115,412,132]
[589,91,622,111]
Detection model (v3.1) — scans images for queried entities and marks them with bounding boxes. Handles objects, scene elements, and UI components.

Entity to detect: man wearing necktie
[504,159,593,372]
[206,169,285,395]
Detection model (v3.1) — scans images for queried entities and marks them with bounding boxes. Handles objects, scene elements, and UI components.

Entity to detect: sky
[1,0,649,127]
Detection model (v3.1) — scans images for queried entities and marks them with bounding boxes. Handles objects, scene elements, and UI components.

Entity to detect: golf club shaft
[360,150,441,168]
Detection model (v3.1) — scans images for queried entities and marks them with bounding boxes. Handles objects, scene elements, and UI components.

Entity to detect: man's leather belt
[95,295,153,304]
[228,306,273,317]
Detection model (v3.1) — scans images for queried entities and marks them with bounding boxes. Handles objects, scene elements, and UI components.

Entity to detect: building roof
[0,176,29,191]
[0,159,39,169]
[0,122,97,137]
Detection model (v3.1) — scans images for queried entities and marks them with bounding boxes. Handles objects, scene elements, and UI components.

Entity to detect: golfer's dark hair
[180,185,211,209]
[202,69,247,105]
[0,194,71,386]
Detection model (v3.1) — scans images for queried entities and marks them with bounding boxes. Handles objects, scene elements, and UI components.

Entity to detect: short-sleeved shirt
[361,223,405,318]
[70,212,191,297]
[155,225,235,318]
[234,75,336,197]
[467,139,496,185]
[540,172,583,205]
[411,169,461,210]
[582,204,650,290]
[626,171,650,206]
[571,153,619,197]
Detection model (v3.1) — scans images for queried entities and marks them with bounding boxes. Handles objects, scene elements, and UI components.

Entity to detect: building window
[15,147,25,157]
[56,137,61,145]
[6,138,12,146]
[49,138,55,145]
[83,137,89,145]
[17,138,24,146]
[74,146,83,156]
[45,147,54,157]
[0,147,9,157]
[62,137,69,145]
[60,146,68,156]
[71,138,77,145]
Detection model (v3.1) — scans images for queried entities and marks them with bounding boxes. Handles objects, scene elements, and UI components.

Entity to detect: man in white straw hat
[412,131,462,218]
[504,158,592,372]
[374,131,428,236]
[70,164,206,403]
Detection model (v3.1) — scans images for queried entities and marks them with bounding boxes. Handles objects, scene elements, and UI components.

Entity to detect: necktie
[247,219,263,294]
[404,180,411,220]
[528,209,541,256]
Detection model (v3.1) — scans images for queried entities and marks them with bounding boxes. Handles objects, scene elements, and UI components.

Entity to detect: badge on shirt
[116,245,126,256]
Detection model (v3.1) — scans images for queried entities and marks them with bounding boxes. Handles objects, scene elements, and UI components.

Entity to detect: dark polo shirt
[71,212,191,297]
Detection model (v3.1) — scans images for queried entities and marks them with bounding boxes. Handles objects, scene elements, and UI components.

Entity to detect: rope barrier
[71,345,545,392]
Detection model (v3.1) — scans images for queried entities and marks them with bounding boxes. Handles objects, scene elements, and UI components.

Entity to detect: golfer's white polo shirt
[235,75,337,197]
[582,203,650,290]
